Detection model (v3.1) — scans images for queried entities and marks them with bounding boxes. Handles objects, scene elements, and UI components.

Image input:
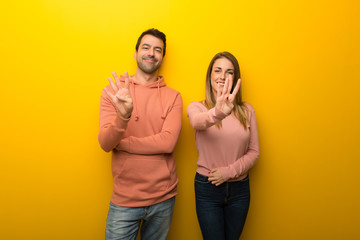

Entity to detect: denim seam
[194,179,210,184]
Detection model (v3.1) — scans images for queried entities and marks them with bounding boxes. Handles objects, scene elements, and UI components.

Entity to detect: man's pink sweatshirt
[187,102,259,182]
[98,75,182,207]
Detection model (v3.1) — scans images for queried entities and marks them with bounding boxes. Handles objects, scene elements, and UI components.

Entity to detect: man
[98,28,182,240]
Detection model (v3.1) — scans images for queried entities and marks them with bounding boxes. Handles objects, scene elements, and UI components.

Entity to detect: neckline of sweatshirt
[117,74,167,121]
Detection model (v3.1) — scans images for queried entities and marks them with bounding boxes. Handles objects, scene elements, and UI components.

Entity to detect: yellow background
[1,0,359,239]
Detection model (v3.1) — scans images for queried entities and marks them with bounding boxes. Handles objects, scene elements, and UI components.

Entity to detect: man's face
[135,34,164,74]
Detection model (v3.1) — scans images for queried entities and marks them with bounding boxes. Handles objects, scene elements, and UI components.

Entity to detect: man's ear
[134,51,137,60]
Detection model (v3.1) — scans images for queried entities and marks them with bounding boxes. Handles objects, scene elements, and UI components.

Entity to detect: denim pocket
[240,175,249,182]
[194,172,210,184]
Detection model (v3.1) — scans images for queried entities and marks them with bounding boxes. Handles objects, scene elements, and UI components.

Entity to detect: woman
[187,52,259,240]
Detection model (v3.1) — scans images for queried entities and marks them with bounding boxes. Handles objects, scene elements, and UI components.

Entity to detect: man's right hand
[104,71,133,119]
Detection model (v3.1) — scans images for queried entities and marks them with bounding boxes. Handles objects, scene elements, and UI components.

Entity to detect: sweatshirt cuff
[119,137,131,152]
[208,107,228,123]
[111,114,130,132]
[220,166,237,182]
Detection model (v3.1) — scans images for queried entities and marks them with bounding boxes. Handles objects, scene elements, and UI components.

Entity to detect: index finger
[221,78,230,97]
[124,71,130,89]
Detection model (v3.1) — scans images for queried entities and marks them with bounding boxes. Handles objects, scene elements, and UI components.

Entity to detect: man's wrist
[116,111,131,120]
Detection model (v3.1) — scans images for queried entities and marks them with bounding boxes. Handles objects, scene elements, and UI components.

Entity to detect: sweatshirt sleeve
[98,87,130,152]
[220,107,260,181]
[117,93,183,154]
[187,102,228,130]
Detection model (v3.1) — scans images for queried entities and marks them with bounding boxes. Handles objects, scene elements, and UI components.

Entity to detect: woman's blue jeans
[195,172,250,240]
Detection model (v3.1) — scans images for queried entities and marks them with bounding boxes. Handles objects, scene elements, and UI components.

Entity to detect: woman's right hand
[104,71,133,119]
[215,77,241,115]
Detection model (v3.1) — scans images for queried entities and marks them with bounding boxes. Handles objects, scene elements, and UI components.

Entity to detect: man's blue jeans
[105,197,175,240]
[195,172,250,240]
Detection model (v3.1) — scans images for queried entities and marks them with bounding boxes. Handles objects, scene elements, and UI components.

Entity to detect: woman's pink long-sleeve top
[187,102,259,181]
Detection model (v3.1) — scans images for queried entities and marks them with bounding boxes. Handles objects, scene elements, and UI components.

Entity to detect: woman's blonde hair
[203,51,249,129]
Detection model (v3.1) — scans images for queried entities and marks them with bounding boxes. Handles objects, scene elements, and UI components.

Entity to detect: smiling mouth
[143,57,157,63]
[216,82,225,86]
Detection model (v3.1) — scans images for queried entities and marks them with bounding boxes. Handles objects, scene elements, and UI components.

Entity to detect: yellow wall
[1,0,359,239]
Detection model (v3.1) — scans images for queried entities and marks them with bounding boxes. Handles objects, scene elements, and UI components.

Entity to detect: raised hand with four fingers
[104,71,133,119]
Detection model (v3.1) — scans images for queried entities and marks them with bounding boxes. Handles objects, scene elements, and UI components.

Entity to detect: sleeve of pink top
[220,108,260,181]
[186,102,228,130]
[117,93,183,154]
[98,87,130,152]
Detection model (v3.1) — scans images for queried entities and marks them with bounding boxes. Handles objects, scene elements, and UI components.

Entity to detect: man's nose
[148,48,155,56]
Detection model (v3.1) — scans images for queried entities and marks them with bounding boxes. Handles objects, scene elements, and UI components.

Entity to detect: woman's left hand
[209,168,225,186]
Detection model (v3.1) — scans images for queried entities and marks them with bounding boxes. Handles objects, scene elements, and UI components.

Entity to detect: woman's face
[210,57,235,95]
